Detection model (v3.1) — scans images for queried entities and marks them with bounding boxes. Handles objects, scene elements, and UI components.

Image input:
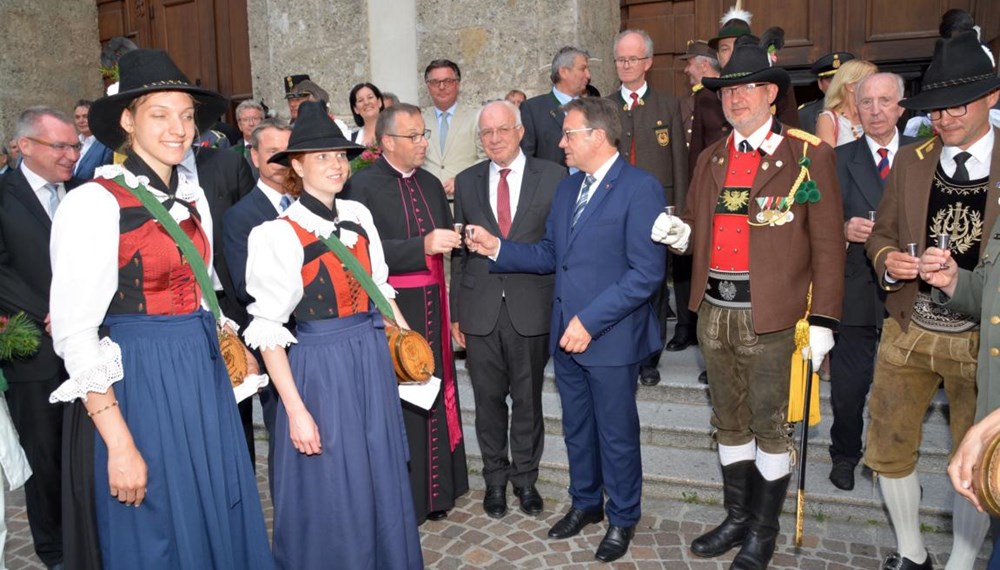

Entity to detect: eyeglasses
[613,56,650,67]
[929,105,968,120]
[562,127,595,140]
[385,129,431,144]
[479,125,521,139]
[238,115,262,125]
[426,78,459,88]
[26,137,82,153]
[717,83,767,99]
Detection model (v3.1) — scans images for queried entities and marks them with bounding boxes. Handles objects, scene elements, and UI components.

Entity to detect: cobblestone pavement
[3,442,988,569]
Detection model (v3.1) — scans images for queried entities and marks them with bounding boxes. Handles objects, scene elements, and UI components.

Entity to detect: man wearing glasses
[343,103,469,525]
[449,100,565,521]
[0,106,82,570]
[232,99,265,175]
[608,29,690,386]
[652,37,844,569]
[421,59,484,197]
[864,30,1000,570]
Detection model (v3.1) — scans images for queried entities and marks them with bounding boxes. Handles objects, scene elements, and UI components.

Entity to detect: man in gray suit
[450,100,566,519]
[829,73,911,492]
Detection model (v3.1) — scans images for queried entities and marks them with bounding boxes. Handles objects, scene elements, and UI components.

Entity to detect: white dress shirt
[941,127,994,180]
[864,129,900,168]
[489,151,527,220]
[20,163,66,220]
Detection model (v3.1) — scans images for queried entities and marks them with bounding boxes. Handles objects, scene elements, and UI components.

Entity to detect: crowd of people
[3,4,1000,570]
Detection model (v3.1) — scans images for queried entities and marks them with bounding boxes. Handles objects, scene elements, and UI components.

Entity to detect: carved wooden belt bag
[318,232,434,385]
[974,433,1000,516]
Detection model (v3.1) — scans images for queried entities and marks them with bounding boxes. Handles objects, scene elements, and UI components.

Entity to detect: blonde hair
[823,60,878,112]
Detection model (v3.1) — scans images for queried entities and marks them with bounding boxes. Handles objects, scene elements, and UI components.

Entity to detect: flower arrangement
[351,146,382,174]
[0,313,42,391]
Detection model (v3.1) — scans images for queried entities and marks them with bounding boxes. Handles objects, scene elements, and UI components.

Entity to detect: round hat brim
[900,77,1000,111]
[269,140,365,166]
[702,67,791,101]
[89,85,229,151]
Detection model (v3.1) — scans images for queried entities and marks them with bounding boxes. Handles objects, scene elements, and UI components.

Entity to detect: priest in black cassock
[343,103,469,523]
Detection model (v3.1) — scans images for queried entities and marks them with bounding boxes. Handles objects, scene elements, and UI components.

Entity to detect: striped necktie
[877,148,890,181]
[572,175,596,227]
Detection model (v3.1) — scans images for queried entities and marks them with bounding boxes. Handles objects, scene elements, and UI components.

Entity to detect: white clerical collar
[383,156,416,178]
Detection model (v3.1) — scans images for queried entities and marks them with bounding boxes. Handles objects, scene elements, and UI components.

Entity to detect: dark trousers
[829,324,880,465]
[464,301,548,488]
[8,378,64,566]
[553,350,641,527]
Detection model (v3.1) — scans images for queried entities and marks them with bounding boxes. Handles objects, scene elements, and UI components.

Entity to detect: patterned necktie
[572,175,597,227]
[279,194,292,212]
[877,148,890,181]
[497,168,512,237]
[45,183,60,219]
[738,140,752,153]
[628,92,640,166]
[439,111,450,152]
[953,151,971,182]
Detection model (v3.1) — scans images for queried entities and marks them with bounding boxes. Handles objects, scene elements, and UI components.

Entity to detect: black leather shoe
[829,461,855,491]
[639,367,661,386]
[547,507,604,539]
[698,371,708,384]
[665,331,698,351]
[595,525,635,563]
[426,510,448,521]
[882,552,934,569]
[514,485,543,515]
[483,485,508,519]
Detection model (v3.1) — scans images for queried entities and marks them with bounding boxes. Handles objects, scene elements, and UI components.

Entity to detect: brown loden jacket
[676,122,845,334]
[866,130,1000,331]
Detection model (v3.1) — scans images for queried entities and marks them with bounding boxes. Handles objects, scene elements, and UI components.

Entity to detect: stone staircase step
[456,373,953,475]
[460,425,958,532]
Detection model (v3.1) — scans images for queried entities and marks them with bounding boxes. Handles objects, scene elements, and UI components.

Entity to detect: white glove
[651,213,691,250]
[803,325,834,369]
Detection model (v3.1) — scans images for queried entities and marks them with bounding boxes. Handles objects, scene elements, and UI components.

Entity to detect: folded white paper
[399,375,441,410]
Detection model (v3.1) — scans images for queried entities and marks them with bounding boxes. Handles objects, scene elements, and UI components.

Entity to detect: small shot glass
[867,210,876,222]
[937,234,951,270]
[906,242,918,257]
[453,223,465,249]
[464,226,476,240]
[663,206,676,216]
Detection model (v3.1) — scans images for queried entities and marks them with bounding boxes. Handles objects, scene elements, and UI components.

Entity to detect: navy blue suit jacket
[493,156,667,367]
[68,141,114,189]
[223,187,280,305]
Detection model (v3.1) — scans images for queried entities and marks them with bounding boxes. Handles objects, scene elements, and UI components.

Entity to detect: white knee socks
[945,492,989,570]
[880,473,927,564]
[755,449,791,481]
[718,441,756,466]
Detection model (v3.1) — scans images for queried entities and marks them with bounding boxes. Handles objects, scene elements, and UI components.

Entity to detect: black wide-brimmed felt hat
[702,36,790,100]
[902,30,1000,111]
[269,101,364,166]
[89,49,228,150]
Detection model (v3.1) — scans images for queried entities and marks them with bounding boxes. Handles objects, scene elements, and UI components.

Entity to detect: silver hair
[695,55,722,73]
[249,117,291,148]
[550,46,590,85]
[15,106,72,140]
[614,29,654,58]
[235,99,264,118]
[855,72,905,104]
[476,100,522,135]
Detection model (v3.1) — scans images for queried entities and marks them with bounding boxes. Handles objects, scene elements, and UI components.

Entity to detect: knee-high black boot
[730,469,792,570]
[691,460,754,557]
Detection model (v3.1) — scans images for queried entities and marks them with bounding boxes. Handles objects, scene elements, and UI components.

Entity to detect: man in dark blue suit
[68,100,113,189]
[466,96,666,563]
[519,46,591,168]
[222,118,292,473]
[829,72,912,491]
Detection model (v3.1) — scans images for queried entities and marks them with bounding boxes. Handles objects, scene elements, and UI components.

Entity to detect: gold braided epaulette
[787,128,822,147]
[692,83,704,93]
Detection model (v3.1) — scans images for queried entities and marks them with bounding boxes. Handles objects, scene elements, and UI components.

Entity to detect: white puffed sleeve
[48,183,124,403]
[339,199,396,300]
[242,220,304,350]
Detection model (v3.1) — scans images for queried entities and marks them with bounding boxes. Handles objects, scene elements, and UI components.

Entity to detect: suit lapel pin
[775,160,783,168]
[761,162,770,171]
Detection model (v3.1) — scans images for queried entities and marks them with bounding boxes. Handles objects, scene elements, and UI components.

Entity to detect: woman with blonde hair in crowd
[816,59,879,147]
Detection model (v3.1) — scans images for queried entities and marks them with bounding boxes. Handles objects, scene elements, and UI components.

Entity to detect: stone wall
[248,0,620,130]
[0,0,102,143]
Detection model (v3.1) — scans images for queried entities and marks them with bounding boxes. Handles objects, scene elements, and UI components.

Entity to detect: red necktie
[877,148,890,180]
[628,93,640,166]
[497,168,512,237]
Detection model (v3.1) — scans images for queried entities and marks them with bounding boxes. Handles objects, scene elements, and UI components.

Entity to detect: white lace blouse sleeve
[48,183,124,403]
[243,220,303,350]
[342,200,396,300]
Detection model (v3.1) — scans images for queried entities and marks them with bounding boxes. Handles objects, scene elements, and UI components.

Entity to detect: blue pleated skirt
[272,312,423,570]
[94,310,274,570]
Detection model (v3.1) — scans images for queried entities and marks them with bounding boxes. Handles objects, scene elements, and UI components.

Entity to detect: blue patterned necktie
[45,183,60,219]
[279,194,292,212]
[572,175,597,227]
